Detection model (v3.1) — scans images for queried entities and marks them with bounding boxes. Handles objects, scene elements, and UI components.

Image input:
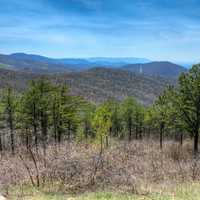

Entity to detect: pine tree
[2,87,17,154]
[92,102,112,153]
[121,97,137,141]
[152,89,170,149]
[172,64,200,155]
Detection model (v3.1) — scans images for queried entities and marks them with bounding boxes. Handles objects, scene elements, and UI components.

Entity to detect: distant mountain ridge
[86,57,150,66]
[122,61,187,78]
[8,53,151,68]
[0,53,75,72]
[0,53,187,78]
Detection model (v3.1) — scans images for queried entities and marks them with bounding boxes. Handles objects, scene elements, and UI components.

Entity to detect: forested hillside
[59,68,173,105]
[0,67,173,105]
[122,61,187,78]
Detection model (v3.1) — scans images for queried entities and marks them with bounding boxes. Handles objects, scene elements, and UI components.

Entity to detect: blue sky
[0,0,200,62]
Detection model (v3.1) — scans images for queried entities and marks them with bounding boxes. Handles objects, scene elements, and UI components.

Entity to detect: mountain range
[0,52,190,105]
[0,53,187,78]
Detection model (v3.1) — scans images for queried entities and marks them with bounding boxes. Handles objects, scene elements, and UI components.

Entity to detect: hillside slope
[57,68,173,105]
[122,61,187,78]
[0,67,173,105]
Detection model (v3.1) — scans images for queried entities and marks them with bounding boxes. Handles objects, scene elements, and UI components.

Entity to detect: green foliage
[1,64,200,155]
[92,101,112,143]
[77,102,96,142]
[175,65,200,134]
[121,97,144,139]
[173,64,200,153]
[103,98,122,137]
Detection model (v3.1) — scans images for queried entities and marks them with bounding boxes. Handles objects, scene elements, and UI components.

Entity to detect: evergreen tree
[172,64,200,155]
[20,80,41,149]
[78,102,95,141]
[92,102,112,152]
[2,87,17,154]
[152,89,170,149]
[121,97,137,141]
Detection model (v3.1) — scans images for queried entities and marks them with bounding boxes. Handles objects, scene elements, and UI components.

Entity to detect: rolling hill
[122,61,187,78]
[0,53,185,105]
[0,67,174,105]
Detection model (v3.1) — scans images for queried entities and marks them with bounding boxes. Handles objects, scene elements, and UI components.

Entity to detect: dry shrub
[166,142,190,161]
[1,139,200,195]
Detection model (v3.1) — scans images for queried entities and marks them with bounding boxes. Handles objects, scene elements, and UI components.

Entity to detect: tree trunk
[84,122,89,139]
[100,135,103,155]
[53,103,57,144]
[194,130,199,156]
[33,103,38,150]
[9,112,14,155]
[160,123,164,150]
[180,133,183,146]
[57,119,62,144]
[10,128,14,155]
[128,126,132,141]
[105,135,109,148]
[135,126,138,140]
[33,124,38,150]
[139,123,143,140]
[0,133,2,152]
[67,121,71,141]
[25,128,30,151]
[41,111,48,156]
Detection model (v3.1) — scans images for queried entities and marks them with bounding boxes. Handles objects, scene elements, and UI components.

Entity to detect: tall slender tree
[152,89,171,149]
[92,102,112,152]
[2,87,17,154]
[20,80,41,149]
[121,97,137,141]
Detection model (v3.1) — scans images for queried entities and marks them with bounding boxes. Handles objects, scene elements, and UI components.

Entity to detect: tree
[121,97,137,141]
[152,89,171,149]
[20,80,41,150]
[103,99,122,138]
[134,103,145,140]
[163,86,185,146]
[2,87,17,154]
[36,79,55,153]
[50,84,82,143]
[92,102,112,153]
[78,102,95,141]
[172,64,200,155]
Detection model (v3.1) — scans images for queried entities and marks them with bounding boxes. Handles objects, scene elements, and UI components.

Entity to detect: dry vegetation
[1,139,200,198]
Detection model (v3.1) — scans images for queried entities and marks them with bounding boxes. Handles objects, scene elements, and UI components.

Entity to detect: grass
[7,183,200,200]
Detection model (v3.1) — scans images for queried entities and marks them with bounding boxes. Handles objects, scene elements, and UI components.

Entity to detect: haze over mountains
[0,53,151,72]
[0,52,189,105]
[0,53,187,77]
